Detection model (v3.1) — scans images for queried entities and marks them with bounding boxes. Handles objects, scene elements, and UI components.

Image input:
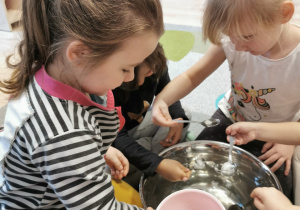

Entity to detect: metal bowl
[139,140,282,210]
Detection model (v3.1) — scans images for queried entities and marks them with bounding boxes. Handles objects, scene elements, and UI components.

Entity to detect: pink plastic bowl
[156,189,225,210]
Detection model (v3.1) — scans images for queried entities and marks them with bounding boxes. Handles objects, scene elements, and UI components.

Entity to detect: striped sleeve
[31,130,142,210]
[0,79,143,209]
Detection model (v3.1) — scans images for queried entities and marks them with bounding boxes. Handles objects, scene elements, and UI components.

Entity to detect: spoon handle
[173,120,201,124]
[229,136,234,163]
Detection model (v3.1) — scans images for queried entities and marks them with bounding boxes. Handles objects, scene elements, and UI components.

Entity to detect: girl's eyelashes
[122,69,130,73]
[243,34,253,40]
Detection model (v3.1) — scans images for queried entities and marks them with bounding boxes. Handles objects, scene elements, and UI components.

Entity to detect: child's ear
[280,1,294,24]
[65,40,89,64]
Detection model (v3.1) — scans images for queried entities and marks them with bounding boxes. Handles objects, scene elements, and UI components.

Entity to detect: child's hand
[226,122,258,145]
[160,118,184,147]
[259,143,294,175]
[250,187,294,210]
[155,159,191,182]
[152,98,177,127]
[104,147,129,179]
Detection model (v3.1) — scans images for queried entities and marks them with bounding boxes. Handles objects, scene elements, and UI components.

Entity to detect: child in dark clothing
[112,44,192,189]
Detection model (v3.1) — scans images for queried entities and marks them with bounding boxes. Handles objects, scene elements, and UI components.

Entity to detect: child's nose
[124,69,135,82]
[234,40,247,51]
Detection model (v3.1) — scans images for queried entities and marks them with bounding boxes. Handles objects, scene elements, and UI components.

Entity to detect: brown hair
[1,0,164,97]
[144,42,166,79]
[202,0,287,45]
[119,43,167,91]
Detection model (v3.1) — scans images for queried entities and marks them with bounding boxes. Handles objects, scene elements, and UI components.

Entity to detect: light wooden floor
[0,0,299,109]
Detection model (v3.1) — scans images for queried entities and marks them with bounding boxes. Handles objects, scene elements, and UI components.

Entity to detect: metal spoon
[221,135,235,176]
[227,198,254,210]
[173,118,220,127]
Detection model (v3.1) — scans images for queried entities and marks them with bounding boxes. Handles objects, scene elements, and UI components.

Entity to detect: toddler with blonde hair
[152,0,300,202]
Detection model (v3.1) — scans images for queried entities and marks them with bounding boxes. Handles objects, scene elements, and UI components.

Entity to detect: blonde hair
[1,0,164,97]
[202,0,288,45]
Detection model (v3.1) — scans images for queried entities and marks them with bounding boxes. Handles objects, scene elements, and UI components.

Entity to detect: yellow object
[160,30,195,61]
[111,179,143,208]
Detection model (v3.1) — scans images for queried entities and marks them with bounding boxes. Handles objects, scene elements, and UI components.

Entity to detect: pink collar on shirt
[35,66,125,129]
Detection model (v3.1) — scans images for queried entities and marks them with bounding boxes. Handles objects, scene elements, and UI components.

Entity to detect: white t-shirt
[219,37,300,123]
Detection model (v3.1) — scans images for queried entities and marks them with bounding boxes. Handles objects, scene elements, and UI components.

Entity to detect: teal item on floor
[185,131,196,141]
[215,93,226,109]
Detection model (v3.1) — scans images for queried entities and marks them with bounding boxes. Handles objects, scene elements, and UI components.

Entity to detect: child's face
[137,62,154,86]
[80,31,159,96]
[228,21,283,57]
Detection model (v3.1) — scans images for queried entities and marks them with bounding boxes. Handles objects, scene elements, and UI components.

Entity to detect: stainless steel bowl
[139,140,282,210]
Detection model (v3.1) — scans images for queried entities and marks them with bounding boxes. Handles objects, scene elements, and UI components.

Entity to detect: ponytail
[1,0,52,97]
[0,0,164,98]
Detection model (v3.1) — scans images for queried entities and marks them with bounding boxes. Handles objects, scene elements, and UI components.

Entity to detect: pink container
[156,189,225,210]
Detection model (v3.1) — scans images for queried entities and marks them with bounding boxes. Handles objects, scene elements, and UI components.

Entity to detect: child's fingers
[260,142,274,153]
[258,149,276,162]
[160,140,173,147]
[110,155,124,171]
[164,132,174,143]
[152,106,177,127]
[121,161,129,176]
[180,166,191,181]
[225,125,237,136]
[115,162,124,171]
[110,168,116,177]
[284,159,291,176]
[253,197,264,210]
[269,158,284,172]
[183,170,191,181]
[113,170,125,180]
[117,155,129,176]
[225,126,232,135]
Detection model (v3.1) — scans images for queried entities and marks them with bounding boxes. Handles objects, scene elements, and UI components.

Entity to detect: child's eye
[123,69,130,73]
[243,35,253,40]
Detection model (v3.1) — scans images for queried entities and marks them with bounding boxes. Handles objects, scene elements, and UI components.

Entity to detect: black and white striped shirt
[0,68,141,210]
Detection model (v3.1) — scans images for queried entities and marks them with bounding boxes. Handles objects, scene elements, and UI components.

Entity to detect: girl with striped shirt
[0,0,164,209]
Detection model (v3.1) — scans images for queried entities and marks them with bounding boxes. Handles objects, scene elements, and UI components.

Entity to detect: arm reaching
[152,44,226,126]
[113,128,189,181]
[226,122,299,175]
[226,122,300,145]
[155,159,191,182]
[251,187,299,210]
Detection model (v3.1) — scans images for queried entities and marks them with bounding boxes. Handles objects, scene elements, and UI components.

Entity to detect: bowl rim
[156,189,226,210]
[139,140,282,208]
